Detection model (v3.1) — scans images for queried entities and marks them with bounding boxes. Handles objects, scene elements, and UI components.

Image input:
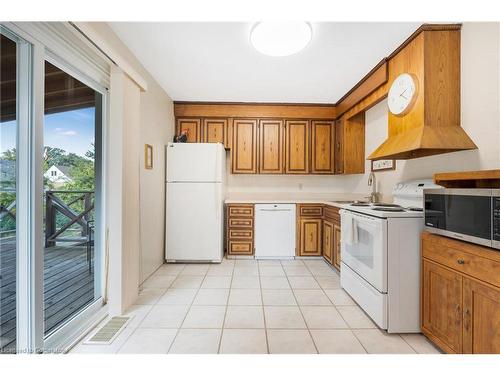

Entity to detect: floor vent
[84,316,129,345]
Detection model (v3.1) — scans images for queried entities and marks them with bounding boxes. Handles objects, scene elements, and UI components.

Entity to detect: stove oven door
[340,209,388,293]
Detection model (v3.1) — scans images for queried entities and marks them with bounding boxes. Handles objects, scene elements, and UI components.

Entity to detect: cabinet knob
[457,259,465,265]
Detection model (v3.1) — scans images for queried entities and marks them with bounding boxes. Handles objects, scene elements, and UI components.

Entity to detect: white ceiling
[109,22,422,103]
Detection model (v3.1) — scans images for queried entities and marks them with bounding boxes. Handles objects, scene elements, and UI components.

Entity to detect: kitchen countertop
[225,199,348,209]
[224,193,424,218]
[224,193,367,209]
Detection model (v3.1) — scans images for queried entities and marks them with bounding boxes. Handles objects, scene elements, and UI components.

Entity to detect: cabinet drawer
[229,241,253,255]
[423,238,500,287]
[324,206,340,220]
[229,229,253,240]
[229,218,253,228]
[299,205,323,217]
[228,205,254,217]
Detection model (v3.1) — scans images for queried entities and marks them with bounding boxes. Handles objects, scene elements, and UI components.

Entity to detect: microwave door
[425,189,493,248]
[493,194,500,249]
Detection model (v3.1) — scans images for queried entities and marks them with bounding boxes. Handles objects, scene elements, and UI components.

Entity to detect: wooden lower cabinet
[463,278,500,353]
[227,204,254,255]
[333,223,341,270]
[323,206,341,270]
[298,218,322,256]
[322,220,334,263]
[297,204,323,256]
[421,259,463,353]
[421,232,500,354]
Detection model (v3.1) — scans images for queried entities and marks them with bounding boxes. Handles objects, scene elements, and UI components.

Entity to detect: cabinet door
[422,259,463,353]
[299,218,322,256]
[311,121,334,174]
[259,119,284,174]
[463,277,500,354]
[334,119,344,174]
[231,119,258,174]
[285,120,309,174]
[322,220,333,263]
[176,118,201,143]
[203,118,227,147]
[333,222,341,270]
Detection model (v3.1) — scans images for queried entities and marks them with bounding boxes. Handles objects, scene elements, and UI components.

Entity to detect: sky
[1,107,95,158]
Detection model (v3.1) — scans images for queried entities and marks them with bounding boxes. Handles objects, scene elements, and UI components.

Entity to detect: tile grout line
[283,259,319,354]
[258,260,270,354]
[163,264,206,354]
[217,260,235,354]
[115,264,186,353]
[307,260,370,354]
[305,259,370,354]
[399,334,420,354]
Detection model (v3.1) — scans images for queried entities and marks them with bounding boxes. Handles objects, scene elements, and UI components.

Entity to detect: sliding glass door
[0,32,18,354]
[1,23,107,353]
[42,60,103,337]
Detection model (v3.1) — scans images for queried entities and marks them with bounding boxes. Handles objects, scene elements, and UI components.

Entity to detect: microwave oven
[424,188,500,249]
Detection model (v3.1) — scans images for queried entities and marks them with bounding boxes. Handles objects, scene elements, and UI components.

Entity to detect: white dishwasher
[254,204,296,259]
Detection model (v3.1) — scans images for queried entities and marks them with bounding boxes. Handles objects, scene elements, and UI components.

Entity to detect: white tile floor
[70,258,441,354]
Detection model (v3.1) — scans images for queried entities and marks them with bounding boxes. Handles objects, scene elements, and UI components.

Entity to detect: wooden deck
[0,237,95,353]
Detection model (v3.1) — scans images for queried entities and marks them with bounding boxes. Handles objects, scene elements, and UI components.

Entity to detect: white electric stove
[340,180,440,333]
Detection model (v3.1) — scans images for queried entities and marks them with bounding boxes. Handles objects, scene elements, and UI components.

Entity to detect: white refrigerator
[165,142,226,262]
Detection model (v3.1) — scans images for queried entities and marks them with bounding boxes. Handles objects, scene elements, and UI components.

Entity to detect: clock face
[388,73,417,116]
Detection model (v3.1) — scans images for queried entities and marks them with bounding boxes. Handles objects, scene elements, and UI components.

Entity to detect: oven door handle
[341,210,382,226]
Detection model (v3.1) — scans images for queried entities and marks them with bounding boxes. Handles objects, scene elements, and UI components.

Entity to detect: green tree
[1,148,16,161]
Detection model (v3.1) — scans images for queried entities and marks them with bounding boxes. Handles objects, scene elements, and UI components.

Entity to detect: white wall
[227,23,500,201]
[85,23,175,314]
[138,79,174,281]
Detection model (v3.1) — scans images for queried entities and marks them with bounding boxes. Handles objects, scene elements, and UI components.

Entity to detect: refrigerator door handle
[215,144,220,182]
[215,183,221,221]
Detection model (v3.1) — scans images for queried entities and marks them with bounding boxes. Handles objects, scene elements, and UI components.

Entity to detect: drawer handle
[457,259,465,265]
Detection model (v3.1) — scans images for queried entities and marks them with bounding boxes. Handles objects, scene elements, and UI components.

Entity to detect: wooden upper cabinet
[463,278,500,354]
[176,118,201,143]
[285,120,309,174]
[311,120,334,174]
[259,119,284,174]
[334,119,344,174]
[203,118,227,147]
[334,115,365,175]
[422,259,463,353]
[231,119,258,174]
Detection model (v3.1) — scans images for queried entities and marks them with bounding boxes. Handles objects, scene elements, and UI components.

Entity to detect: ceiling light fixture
[250,21,312,57]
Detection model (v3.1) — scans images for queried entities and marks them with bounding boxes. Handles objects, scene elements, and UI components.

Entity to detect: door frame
[42,52,108,352]
[1,22,110,354]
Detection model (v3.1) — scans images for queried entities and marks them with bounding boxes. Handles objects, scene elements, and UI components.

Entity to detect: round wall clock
[388,73,418,116]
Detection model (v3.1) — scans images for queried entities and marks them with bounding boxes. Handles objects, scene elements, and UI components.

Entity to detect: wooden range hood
[368,25,477,160]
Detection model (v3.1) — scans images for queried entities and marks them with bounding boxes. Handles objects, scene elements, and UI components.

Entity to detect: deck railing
[0,190,95,244]
[44,190,94,247]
